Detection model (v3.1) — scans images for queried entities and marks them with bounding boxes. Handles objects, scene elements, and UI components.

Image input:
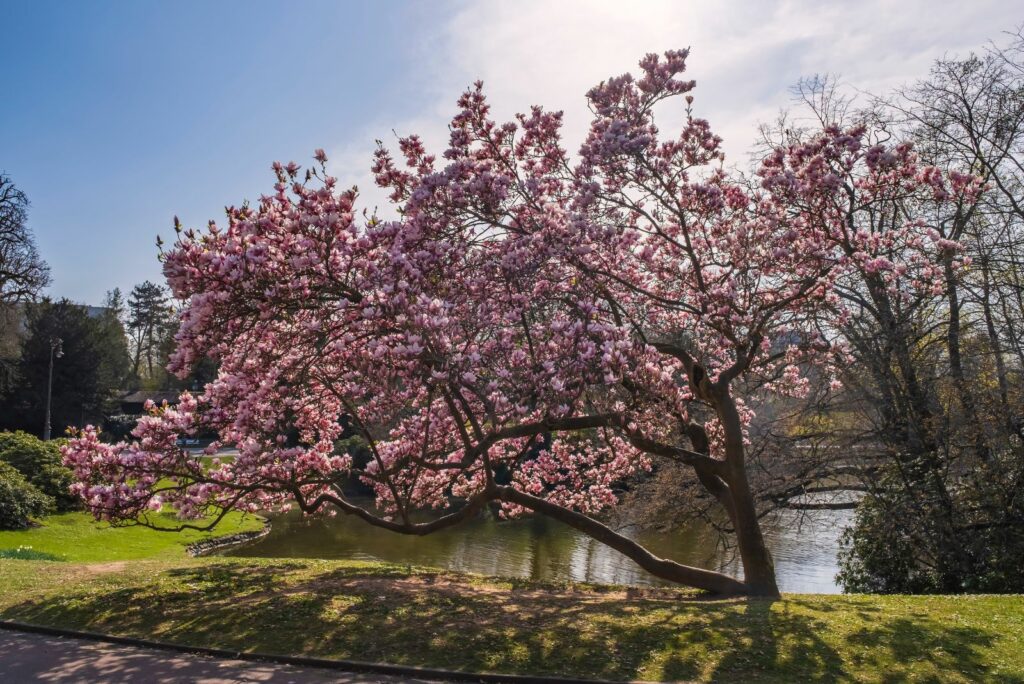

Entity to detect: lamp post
[42,337,63,441]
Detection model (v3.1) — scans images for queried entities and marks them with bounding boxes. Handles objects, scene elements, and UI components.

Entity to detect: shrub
[838,486,1024,594]
[0,431,59,474]
[32,462,80,512]
[0,431,79,512]
[0,461,53,529]
[837,494,933,594]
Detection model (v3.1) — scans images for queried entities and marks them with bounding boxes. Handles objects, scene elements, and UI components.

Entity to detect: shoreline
[186,516,271,557]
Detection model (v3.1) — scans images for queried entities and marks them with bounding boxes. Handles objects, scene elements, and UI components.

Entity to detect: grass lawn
[0,510,264,562]
[1,556,1022,682]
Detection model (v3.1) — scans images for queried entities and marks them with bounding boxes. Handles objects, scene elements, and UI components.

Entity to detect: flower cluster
[64,49,981,534]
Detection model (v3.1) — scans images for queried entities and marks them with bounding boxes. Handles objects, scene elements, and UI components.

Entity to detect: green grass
[0,510,264,562]
[1,556,1021,682]
[0,546,63,561]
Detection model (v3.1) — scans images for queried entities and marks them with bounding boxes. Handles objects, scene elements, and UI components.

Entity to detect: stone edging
[185,518,271,557]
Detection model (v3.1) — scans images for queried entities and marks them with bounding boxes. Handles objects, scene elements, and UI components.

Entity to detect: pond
[222,500,854,593]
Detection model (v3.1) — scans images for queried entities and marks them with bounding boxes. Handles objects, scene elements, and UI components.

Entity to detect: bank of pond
[1,556,1022,683]
[219,501,854,594]
[0,502,851,593]
[2,508,1023,682]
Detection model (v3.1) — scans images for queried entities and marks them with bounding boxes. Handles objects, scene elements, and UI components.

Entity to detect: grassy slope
[1,556,1021,683]
[0,510,264,562]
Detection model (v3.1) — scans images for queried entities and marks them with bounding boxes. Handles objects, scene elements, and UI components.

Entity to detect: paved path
[0,630,442,683]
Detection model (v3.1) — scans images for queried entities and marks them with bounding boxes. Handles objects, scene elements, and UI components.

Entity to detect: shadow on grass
[0,547,64,561]
[1,562,1015,683]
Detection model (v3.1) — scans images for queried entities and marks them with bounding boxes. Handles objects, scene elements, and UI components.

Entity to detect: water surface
[223,500,852,593]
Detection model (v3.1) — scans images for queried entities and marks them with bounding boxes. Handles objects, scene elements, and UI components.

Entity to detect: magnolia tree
[63,50,977,597]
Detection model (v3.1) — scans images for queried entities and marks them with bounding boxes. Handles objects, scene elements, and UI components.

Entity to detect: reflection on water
[222,501,853,593]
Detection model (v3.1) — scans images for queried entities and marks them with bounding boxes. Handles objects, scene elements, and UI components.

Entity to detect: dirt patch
[83,562,127,575]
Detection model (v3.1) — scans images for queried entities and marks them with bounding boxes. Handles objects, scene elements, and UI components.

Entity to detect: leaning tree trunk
[713,384,781,598]
[652,341,782,597]
[493,485,750,595]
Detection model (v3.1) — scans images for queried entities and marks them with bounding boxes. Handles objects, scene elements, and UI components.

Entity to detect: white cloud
[333,0,1023,209]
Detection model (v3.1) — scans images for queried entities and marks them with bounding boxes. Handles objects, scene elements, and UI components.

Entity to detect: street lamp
[42,337,63,441]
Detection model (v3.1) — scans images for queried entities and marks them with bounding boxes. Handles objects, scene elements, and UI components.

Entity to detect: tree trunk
[944,257,990,460]
[980,256,1011,411]
[712,384,781,598]
[494,486,750,596]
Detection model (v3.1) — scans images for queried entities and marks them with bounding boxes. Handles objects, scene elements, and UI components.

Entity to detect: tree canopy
[63,49,981,597]
[1,299,130,436]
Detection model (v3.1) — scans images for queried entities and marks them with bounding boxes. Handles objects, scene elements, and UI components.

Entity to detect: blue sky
[3,1,1022,304]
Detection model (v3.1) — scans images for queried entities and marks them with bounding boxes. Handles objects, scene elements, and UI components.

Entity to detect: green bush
[0,461,53,530]
[32,462,80,512]
[838,487,1024,594]
[837,494,932,593]
[0,430,63,475]
[0,431,79,512]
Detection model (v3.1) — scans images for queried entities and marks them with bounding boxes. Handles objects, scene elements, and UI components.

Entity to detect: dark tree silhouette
[0,173,49,303]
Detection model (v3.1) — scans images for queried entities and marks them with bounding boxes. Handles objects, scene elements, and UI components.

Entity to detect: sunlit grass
[0,510,263,562]
[1,556,1021,682]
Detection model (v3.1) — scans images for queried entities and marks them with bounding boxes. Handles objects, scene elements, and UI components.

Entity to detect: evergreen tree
[126,281,172,385]
[0,299,129,435]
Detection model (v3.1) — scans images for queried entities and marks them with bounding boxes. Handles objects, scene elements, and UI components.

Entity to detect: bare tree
[756,32,1024,593]
[0,173,50,303]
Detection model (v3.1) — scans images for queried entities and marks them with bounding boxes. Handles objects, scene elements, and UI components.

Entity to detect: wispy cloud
[331,0,1019,211]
